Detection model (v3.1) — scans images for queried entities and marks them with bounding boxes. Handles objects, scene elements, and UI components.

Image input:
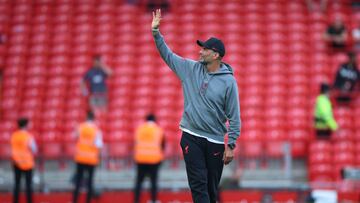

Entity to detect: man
[314,83,338,138]
[333,52,360,103]
[151,9,241,203]
[81,55,112,112]
[11,118,37,203]
[133,114,165,203]
[73,111,103,203]
[324,16,347,49]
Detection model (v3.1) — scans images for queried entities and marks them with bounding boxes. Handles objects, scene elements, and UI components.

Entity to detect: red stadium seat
[21,97,42,110]
[263,95,286,107]
[240,129,263,141]
[64,108,83,121]
[107,142,132,159]
[289,130,311,141]
[52,35,71,49]
[266,130,287,141]
[43,98,65,109]
[24,76,46,88]
[338,192,360,202]
[0,143,11,160]
[29,36,49,50]
[272,191,298,202]
[333,141,355,154]
[42,142,62,159]
[355,141,360,155]
[332,129,355,141]
[309,164,334,182]
[239,141,263,158]
[221,190,263,202]
[63,141,76,159]
[355,155,360,167]
[309,141,332,153]
[265,141,284,158]
[241,118,263,132]
[333,152,355,166]
[25,65,47,76]
[309,153,332,165]
[291,141,308,157]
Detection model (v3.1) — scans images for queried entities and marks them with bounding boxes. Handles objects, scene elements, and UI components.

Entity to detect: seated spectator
[324,16,348,50]
[333,52,360,103]
[81,55,112,113]
[314,83,338,139]
[352,22,360,51]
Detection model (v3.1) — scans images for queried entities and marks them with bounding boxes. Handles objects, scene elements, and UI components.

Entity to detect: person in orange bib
[133,114,165,203]
[72,111,103,203]
[11,118,37,203]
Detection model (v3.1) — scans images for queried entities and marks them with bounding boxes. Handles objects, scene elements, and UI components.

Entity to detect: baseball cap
[197,37,225,57]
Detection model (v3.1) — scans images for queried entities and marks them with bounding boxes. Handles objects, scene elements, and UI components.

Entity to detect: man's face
[93,58,101,68]
[334,18,343,29]
[199,47,218,64]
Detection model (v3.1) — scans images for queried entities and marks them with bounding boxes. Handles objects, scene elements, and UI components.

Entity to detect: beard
[199,57,208,65]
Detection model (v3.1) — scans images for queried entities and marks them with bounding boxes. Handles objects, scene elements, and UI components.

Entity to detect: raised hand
[152,9,162,29]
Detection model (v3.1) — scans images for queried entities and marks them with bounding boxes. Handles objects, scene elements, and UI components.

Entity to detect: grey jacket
[153,31,241,144]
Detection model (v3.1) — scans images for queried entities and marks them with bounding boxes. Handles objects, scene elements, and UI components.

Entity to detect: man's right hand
[152,9,162,29]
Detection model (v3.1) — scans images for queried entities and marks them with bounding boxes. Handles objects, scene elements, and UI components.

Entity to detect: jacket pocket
[185,103,221,134]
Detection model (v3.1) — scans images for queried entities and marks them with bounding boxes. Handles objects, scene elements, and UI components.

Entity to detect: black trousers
[73,163,95,203]
[316,129,332,139]
[13,164,33,203]
[133,163,161,203]
[180,132,225,203]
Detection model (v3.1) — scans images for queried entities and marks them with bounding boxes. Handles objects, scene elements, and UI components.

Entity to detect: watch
[227,143,236,150]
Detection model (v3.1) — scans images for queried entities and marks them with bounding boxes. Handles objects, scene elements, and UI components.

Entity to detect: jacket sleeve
[94,131,103,149]
[29,136,37,154]
[225,79,241,145]
[153,30,196,81]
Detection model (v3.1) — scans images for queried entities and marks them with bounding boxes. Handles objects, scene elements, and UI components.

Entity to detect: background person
[133,113,165,203]
[72,111,103,203]
[11,118,37,203]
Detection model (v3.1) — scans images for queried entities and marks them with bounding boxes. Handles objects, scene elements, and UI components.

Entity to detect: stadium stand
[0,0,360,202]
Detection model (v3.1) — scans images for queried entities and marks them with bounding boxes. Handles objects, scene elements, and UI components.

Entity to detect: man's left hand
[223,146,234,165]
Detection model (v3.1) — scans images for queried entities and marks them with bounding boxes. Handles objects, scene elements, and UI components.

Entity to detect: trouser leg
[149,163,160,203]
[86,165,95,203]
[134,164,147,203]
[206,142,225,203]
[24,169,33,203]
[73,163,85,203]
[180,132,209,203]
[12,164,21,203]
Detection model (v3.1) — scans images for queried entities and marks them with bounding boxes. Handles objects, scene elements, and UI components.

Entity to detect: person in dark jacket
[333,52,360,103]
